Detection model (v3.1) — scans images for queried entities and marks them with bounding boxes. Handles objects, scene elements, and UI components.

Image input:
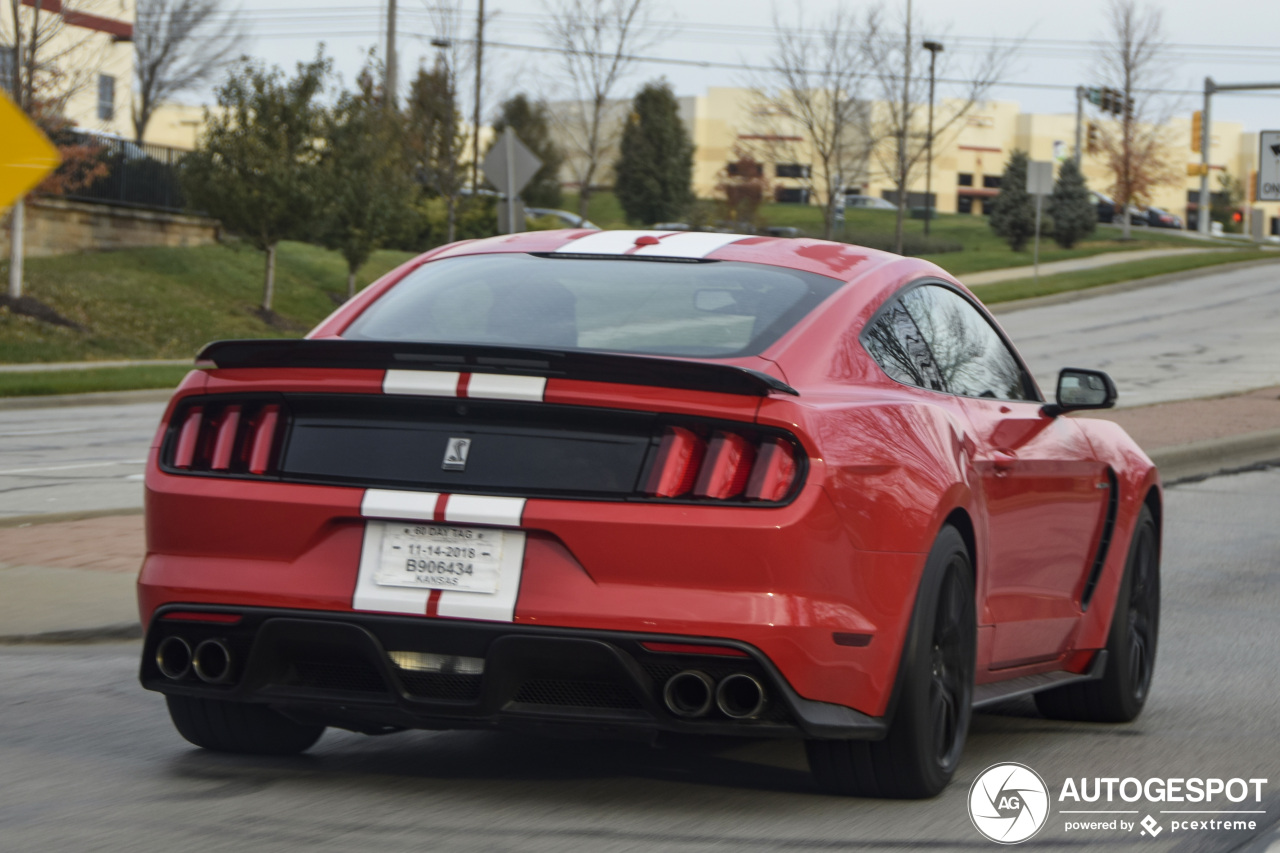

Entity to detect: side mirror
[1042,368,1117,417]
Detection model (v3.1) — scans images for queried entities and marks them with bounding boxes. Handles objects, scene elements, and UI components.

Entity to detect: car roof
[430,229,901,282]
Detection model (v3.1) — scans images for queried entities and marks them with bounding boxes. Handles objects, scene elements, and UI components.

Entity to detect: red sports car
[138,230,1161,798]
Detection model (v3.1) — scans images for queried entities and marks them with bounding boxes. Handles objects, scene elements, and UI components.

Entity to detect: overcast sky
[227,0,1280,132]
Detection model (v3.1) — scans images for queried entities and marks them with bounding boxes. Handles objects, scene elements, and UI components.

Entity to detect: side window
[862,296,945,392]
[901,285,1031,401]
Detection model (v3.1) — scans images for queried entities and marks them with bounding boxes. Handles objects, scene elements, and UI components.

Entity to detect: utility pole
[471,0,485,194]
[385,0,397,108]
[1195,78,1280,234]
[1074,86,1085,167]
[922,40,943,236]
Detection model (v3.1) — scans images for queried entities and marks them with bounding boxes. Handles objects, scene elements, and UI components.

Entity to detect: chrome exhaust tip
[155,636,192,680]
[663,670,715,718]
[716,673,766,719]
[192,639,234,685]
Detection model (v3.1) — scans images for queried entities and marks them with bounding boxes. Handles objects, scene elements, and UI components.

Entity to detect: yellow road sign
[0,90,61,211]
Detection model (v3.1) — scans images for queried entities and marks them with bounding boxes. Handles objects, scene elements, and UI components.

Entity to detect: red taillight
[168,401,280,476]
[644,426,706,497]
[645,427,800,503]
[694,431,756,499]
[161,611,243,624]
[745,438,798,502]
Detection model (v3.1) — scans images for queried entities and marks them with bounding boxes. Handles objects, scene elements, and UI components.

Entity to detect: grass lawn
[0,364,194,397]
[0,241,415,365]
[975,251,1277,305]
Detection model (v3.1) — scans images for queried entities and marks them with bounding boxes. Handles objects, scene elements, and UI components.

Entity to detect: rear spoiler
[195,339,799,397]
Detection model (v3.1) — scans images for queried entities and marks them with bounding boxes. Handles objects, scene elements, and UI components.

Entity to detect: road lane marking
[0,460,148,476]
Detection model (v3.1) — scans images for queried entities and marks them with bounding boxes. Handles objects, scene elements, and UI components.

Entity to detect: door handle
[992,450,1017,474]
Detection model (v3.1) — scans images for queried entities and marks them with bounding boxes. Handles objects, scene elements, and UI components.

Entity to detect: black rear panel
[280,394,655,498]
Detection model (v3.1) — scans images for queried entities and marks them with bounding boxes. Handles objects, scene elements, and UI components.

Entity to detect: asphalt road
[997,263,1280,408]
[0,401,162,519]
[1,467,1277,852]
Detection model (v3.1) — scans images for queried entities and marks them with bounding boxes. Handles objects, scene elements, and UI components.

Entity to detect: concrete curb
[987,257,1280,314]
[1149,428,1280,484]
[0,623,141,645]
[0,387,176,411]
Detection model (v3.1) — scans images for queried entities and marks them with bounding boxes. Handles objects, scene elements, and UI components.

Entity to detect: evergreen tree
[184,52,330,312]
[489,95,564,209]
[406,59,467,243]
[613,80,694,225]
[987,150,1036,252]
[316,59,415,299]
[1047,158,1096,249]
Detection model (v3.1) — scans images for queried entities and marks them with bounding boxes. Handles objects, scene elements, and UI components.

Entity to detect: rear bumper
[140,606,887,741]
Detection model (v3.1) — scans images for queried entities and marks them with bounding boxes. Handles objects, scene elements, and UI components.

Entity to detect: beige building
[557,85,1278,232]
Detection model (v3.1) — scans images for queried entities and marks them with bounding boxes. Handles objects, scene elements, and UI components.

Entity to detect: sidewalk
[0,386,1277,644]
[962,247,1230,286]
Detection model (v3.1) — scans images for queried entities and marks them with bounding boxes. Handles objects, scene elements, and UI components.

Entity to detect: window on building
[0,45,15,96]
[774,187,810,204]
[957,196,974,214]
[775,163,811,179]
[957,173,973,187]
[726,160,763,179]
[98,74,115,121]
[982,175,1001,189]
[880,190,936,209]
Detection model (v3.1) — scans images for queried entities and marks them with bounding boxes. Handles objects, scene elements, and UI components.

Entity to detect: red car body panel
[139,230,1160,725]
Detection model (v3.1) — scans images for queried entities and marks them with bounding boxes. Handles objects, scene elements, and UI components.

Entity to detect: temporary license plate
[373,522,505,594]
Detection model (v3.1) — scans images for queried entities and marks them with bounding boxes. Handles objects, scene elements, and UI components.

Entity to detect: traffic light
[1191,111,1202,153]
[1099,88,1114,114]
[1087,122,1099,154]
[1233,210,1243,225]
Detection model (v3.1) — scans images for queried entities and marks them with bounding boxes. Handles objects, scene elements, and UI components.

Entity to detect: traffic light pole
[1197,77,1280,235]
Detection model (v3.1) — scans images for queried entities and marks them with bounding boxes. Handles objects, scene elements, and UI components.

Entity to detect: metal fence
[57,132,191,214]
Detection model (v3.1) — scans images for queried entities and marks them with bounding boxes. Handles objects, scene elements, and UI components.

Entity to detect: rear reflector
[161,611,243,624]
[645,426,799,503]
[166,400,281,476]
[640,642,750,657]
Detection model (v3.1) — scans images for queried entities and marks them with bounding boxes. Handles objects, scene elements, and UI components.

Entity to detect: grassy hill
[0,241,415,364]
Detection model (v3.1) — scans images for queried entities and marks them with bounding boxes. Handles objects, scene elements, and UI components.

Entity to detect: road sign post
[1,91,61,300]
[1026,160,1054,285]
[481,127,543,235]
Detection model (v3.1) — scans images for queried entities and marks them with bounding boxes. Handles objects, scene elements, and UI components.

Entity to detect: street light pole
[922,40,943,236]
[1074,86,1085,167]
[385,0,397,108]
[471,0,485,195]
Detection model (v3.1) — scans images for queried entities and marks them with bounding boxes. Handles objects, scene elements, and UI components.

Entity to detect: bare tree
[543,0,656,219]
[1095,0,1177,240]
[750,6,879,240]
[132,0,244,142]
[863,2,1011,253]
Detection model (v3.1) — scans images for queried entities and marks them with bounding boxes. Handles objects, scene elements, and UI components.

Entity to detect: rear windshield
[342,254,841,358]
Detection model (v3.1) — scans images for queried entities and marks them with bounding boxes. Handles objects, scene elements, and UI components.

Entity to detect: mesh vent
[513,679,643,710]
[400,671,483,701]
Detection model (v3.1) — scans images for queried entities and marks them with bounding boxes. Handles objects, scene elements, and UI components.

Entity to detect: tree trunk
[262,243,277,312]
[7,198,24,299]
[346,269,357,300]
[894,0,913,256]
[578,184,591,220]
[447,194,457,243]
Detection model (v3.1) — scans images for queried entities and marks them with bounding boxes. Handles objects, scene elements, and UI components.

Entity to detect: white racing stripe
[557,229,748,258]
[435,532,526,621]
[467,373,546,402]
[444,494,526,527]
[361,489,442,521]
[383,369,460,397]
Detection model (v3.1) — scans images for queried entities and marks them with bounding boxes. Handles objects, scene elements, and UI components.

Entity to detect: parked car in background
[844,195,897,211]
[525,208,600,231]
[1090,191,1145,225]
[1145,206,1183,229]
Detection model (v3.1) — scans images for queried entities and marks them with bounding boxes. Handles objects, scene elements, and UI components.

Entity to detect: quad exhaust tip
[715,673,767,719]
[155,636,192,680]
[663,670,715,718]
[192,639,234,685]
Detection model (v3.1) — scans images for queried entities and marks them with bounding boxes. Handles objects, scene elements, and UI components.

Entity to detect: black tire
[807,526,976,798]
[166,695,325,755]
[1035,504,1160,723]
